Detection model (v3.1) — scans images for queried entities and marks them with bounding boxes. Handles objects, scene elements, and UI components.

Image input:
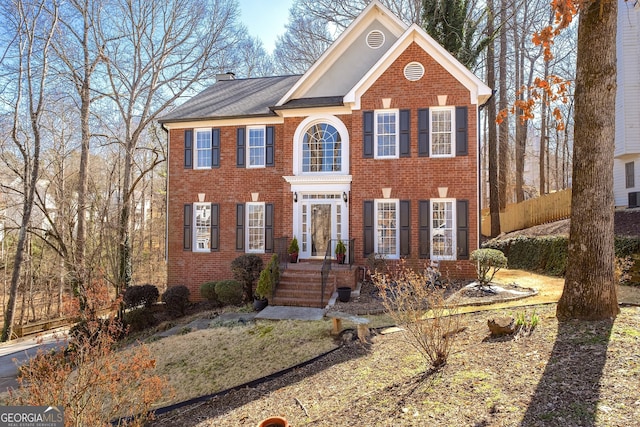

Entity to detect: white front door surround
[285,177,351,260]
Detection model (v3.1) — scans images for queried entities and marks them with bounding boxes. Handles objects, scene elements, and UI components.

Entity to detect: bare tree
[497,0,509,209]
[486,0,500,237]
[96,0,243,294]
[1,0,58,342]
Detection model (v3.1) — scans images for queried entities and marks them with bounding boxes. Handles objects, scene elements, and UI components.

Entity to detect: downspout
[477,91,495,249]
[160,122,169,263]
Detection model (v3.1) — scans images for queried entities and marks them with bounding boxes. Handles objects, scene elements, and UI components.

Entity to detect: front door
[310,204,331,256]
[297,194,347,260]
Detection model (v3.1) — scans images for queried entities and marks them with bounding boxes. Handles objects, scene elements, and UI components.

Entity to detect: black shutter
[184,130,193,169]
[455,106,468,156]
[236,127,246,167]
[211,129,220,168]
[183,204,192,250]
[399,110,411,157]
[400,200,410,256]
[265,203,274,252]
[418,108,429,157]
[210,203,219,251]
[236,204,245,251]
[419,200,430,258]
[363,200,374,256]
[266,126,275,167]
[456,199,469,259]
[363,111,374,158]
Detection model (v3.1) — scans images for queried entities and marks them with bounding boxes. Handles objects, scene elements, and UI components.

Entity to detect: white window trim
[246,202,265,253]
[194,128,212,169]
[430,198,456,261]
[374,198,399,259]
[429,107,455,158]
[246,125,266,169]
[193,202,211,252]
[292,114,350,176]
[374,109,399,159]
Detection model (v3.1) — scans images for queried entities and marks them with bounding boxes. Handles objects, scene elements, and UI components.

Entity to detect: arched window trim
[293,115,350,176]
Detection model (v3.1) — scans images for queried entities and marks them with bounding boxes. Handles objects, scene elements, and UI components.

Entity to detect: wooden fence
[481,189,572,236]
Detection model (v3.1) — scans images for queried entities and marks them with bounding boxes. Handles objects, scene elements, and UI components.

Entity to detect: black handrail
[274,237,289,296]
[320,239,332,308]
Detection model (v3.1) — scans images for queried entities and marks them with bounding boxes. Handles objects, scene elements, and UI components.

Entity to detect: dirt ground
[148,213,640,426]
[151,302,640,426]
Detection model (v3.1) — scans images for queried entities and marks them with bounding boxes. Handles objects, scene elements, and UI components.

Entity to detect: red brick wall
[167,42,480,300]
[348,42,478,278]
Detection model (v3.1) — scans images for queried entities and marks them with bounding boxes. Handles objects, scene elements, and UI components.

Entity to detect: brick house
[158,0,491,304]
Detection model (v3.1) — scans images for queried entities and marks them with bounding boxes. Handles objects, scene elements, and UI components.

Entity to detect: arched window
[302,123,342,172]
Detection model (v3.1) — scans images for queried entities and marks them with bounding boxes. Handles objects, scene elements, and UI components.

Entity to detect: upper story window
[195,128,212,168]
[247,126,265,168]
[430,107,455,157]
[375,110,398,159]
[302,123,342,172]
[293,115,349,175]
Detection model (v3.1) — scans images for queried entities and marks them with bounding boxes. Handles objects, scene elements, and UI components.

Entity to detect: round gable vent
[404,62,425,81]
[366,30,385,49]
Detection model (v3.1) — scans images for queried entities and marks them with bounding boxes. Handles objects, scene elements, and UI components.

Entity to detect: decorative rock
[487,316,516,336]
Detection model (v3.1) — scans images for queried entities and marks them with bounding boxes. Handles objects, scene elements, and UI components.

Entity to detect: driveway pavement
[0,330,67,393]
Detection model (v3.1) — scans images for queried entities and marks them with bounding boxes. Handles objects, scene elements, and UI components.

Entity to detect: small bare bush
[373,261,460,370]
[10,317,171,426]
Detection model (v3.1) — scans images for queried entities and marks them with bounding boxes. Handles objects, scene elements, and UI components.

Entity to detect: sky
[237,0,294,53]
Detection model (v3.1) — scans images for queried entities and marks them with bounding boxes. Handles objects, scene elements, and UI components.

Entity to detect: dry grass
[151,304,640,426]
[147,319,337,405]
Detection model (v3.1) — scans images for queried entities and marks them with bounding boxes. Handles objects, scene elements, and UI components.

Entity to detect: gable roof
[276,0,490,108]
[344,23,492,107]
[158,75,301,123]
[160,0,491,125]
[276,0,407,105]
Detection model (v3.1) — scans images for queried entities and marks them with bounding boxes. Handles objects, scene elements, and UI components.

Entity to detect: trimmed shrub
[123,284,159,308]
[124,307,157,332]
[162,285,190,317]
[215,280,243,306]
[256,269,272,300]
[231,254,264,302]
[200,281,219,304]
[470,248,508,287]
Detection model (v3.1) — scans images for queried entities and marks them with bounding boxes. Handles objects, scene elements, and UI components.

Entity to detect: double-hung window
[431,199,455,260]
[248,126,266,168]
[430,107,455,157]
[246,202,265,252]
[375,199,399,258]
[626,162,635,188]
[375,110,398,158]
[193,202,211,251]
[195,128,212,168]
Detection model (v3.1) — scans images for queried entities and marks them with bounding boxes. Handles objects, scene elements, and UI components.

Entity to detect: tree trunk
[487,0,500,236]
[498,0,509,210]
[557,0,619,321]
[513,0,526,202]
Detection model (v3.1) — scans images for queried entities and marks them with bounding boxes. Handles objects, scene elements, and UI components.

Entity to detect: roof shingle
[159,75,302,122]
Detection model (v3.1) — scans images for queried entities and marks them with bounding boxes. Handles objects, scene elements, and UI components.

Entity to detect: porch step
[271,263,358,308]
